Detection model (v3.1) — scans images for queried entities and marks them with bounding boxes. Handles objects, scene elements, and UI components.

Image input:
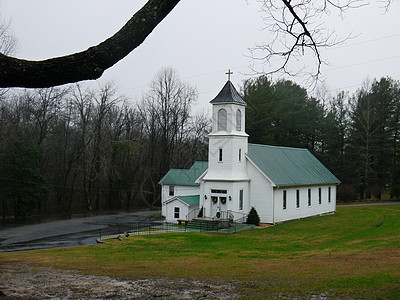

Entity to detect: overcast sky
[1,0,400,112]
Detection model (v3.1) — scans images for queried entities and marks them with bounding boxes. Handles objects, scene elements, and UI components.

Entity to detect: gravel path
[0,264,241,299]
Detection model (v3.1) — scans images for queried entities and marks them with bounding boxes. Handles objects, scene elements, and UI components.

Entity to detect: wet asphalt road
[0,210,161,253]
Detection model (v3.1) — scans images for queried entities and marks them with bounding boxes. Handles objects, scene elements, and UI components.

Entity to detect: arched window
[217,108,227,131]
[236,109,242,131]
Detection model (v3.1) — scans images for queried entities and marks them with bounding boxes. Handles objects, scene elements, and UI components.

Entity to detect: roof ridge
[248,143,308,151]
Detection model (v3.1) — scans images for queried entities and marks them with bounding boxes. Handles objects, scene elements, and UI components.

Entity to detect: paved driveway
[0,210,161,252]
[337,202,400,207]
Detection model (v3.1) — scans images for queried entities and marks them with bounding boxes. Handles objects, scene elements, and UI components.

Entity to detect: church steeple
[210,80,247,135]
[205,76,249,181]
[210,80,247,106]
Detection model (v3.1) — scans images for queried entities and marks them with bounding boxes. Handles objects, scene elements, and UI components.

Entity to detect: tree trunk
[0,0,180,88]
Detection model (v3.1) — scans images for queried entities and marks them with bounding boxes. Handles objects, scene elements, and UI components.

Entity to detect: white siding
[246,160,274,223]
[201,181,249,219]
[205,135,249,181]
[273,185,336,223]
[164,199,190,223]
[211,103,246,134]
[161,184,200,217]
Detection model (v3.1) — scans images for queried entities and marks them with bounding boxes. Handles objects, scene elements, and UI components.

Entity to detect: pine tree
[246,207,260,226]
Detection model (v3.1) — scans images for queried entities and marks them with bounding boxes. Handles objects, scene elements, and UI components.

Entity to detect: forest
[1,68,400,218]
[0,69,209,218]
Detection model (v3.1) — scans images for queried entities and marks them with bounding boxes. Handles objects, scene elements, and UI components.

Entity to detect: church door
[211,195,227,218]
[211,196,218,217]
[219,196,227,216]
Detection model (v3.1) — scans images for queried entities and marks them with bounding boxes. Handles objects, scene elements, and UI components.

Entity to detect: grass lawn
[1,205,400,299]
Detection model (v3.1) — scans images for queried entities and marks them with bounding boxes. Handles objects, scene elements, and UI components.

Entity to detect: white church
[160,79,340,224]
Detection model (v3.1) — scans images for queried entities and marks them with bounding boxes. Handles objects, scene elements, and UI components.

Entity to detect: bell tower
[200,72,250,219]
[203,77,249,181]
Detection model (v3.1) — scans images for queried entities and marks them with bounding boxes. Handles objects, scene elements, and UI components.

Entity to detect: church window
[296,189,300,208]
[283,190,287,209]
[219,149,223,162]
[236,109,242,131]
[211,189,227,194]
[239,189,244,210]
[328,187,331,203]
[319,188,322,204]
[308,189,311,206]
[217,108,227,131]
[239,149,242,162]
[174,207,180,219]
[169,185,174,196]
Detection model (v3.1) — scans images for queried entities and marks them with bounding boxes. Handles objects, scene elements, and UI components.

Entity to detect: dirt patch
[255,223,273,229]
[0,264,240,299]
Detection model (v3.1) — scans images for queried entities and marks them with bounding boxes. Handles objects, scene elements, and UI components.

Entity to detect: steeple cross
[226,69,233,81]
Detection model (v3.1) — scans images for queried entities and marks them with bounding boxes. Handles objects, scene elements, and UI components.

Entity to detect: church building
[160,79,340,224]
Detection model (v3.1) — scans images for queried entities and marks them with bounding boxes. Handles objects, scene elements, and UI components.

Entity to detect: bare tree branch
[0,0,180,88]
[249,0,368,85]
[0,18,18,56]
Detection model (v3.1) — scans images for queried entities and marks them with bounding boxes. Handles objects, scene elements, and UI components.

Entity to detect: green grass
[1,205,400,299]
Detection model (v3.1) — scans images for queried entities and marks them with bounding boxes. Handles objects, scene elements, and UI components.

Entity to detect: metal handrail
[186,207,200,221]
[227,210,247,223]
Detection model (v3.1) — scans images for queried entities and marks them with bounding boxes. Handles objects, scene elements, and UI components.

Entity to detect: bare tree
[138,68,197,206]
[0,17,18,98]
[250,0,368,83]
[88,83,121,210]
[0,17,17,55]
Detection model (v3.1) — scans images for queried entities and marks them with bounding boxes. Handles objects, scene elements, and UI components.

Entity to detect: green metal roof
[176,195,200,206]
[247,143,340,187]
[159,161,208,186]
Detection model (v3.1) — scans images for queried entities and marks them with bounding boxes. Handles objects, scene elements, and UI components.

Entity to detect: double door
[210,195,227,218]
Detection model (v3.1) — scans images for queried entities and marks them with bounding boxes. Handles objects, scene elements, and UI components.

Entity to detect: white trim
[245,155,276,187]
[203,178,251,182]
[195,169,208,184]
[208,132,249,137]
[163,196,191,207]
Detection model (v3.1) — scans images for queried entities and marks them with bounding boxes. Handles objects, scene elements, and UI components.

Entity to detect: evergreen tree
[390,165,400,199]
[0,142,49,217]
[321,91,350,182]
[243,77,324,150]
[246,207,260,226]
[348,78,400,199]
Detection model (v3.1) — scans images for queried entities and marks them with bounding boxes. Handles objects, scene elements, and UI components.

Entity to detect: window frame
[318,187,322,204]
[217,108,227,131]
[211,189,227,194]
[174,207,180,219]
[328,187,331,203]
[283,190,287,210]
[169,185,174,196]
[236,109,242,131]
[239,189,244,210]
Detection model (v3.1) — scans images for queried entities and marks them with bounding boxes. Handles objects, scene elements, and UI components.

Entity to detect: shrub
[246,207,260,226]
[197,207,204,218]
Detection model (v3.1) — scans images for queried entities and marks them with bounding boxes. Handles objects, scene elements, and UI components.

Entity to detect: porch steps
[185,217,251,232]
[186,218,220,231]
